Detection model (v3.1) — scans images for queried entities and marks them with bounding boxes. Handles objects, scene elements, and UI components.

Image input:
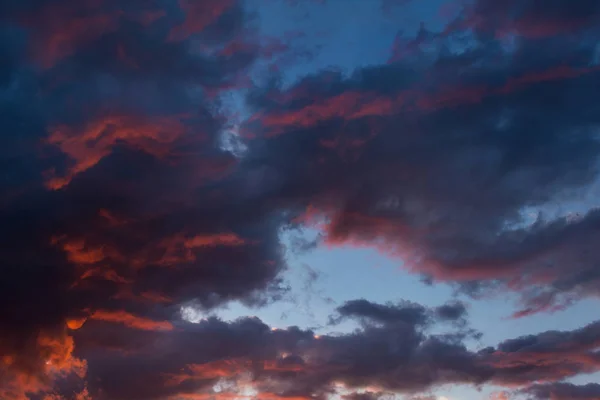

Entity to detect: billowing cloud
[241,0,600,316]
[54,302,600,399]
[0,0,291,398]
[2,0,600,398]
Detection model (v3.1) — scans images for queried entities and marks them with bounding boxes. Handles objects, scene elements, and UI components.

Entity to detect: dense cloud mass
[0,0,288,398]
[1,0,600,399]
[11,299,600,400]
[243,0,600,317]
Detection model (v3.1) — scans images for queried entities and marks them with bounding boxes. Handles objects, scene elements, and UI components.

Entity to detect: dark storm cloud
[0,0,297,398]
[240,0,600,316]
[3,0,600,398]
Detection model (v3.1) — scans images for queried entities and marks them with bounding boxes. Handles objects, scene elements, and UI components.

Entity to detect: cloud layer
[1,0,600,398]
[243,0,600,317]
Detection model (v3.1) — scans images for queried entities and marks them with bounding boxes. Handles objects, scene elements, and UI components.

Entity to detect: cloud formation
[0,0,293,398]
[55,301,600,399]
[521,382,600,400]
[242,0,600,317]
[329,298,468,328]
[1,0,600,398]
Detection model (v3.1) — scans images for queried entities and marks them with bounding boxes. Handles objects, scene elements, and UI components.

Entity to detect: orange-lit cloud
[185,233,247,248]
[51,237,132,285]
[89,310,174,331]
[111,287,174,304]
[186,360,251,379]
[38,333,87,378]
[263,360,305,372]
[0,332,87,400]
[165,359,252,386]
[155,233,248,267]
[46,115,189,190]
[66,317,88,331]
[139,291,173,304]
[56,238,106,265]
[79,267,131,284]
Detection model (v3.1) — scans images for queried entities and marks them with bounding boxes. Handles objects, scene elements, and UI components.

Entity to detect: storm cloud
[1,0,600,398]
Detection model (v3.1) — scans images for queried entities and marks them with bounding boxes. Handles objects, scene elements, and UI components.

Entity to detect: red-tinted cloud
[89,310,174,331]
[0,0,284,397]
[0,332,87,400]
[2,0,600,398]
[247,65,599,138]
[238,0,600,318]
[45,115,191,190]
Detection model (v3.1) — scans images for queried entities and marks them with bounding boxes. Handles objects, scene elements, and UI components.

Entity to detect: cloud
[240,0,600,315]
[342,392,397,400]
[521,382,600,400]
[456,0,600,39]
[2,0,600,398]
[329,299,469,328]
[0,0,294,397]
[88,310,174,331]
[484,320,600,385]
[61,304,600,399]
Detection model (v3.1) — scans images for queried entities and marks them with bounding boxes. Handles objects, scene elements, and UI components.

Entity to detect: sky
[1,0,600,400]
